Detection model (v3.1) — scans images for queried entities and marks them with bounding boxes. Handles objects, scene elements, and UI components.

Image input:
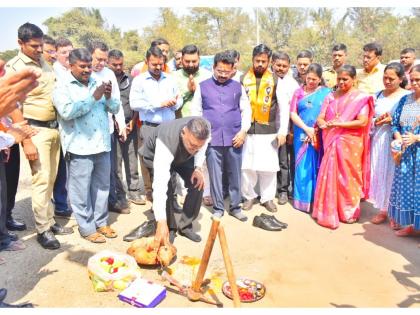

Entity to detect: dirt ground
[0,151,419,309]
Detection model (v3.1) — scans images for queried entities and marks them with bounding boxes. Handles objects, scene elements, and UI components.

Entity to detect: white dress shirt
[276,73,299,136]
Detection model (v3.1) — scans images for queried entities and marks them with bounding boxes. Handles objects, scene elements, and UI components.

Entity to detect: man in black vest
[107,49,146,206]
[124,117,210,245]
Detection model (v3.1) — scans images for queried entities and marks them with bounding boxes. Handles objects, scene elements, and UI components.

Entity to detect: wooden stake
[191,217,220,292]
[218,225,241,307]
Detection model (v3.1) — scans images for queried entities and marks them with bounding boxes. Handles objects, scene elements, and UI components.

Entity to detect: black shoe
[277,192,288,205]
[123,220,157,242]
[169,230,177,243]
[0,302,34,308]
[260,213,288,229]
[7,231,18,242]
[252,215,282,231]
[178,229,201,242]
[109,202,130,214]
[0,288,7,303]
[6,217,26,231]
[242,198,257,211]
[172,197,183,213]
[50,223,74,235]
[128,192,147,205]
[37,230,60,250]
[54,209,73,218]
[262,200,278,213]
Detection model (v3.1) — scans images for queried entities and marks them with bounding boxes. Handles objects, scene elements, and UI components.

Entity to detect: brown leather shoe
[242,198,256,211]
[262,200,277,213]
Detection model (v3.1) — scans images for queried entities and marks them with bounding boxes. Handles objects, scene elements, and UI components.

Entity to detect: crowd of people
[0,22,419,267]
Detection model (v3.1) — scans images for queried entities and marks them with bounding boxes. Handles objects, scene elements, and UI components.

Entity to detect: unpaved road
[0,151,419,309]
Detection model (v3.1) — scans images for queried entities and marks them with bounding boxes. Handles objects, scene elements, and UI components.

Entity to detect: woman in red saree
[312,65,374,229]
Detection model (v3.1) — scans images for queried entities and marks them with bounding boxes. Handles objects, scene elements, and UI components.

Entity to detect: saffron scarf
[242,69,275,124]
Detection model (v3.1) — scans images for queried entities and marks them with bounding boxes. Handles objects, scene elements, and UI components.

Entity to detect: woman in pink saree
[312,65,374,229]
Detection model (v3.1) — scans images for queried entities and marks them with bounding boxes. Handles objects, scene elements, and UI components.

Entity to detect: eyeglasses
[214,69,232,75]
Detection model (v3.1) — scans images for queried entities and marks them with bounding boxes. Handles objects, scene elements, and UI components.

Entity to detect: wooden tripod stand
[190,217,241,307]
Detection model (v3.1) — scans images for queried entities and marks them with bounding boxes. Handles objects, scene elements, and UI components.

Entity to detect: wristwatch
[194,166,203,172]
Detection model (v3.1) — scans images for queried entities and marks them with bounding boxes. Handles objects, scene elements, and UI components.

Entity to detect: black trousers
[277,143,295,196]
[116,125,141,195]
[0,162,11,250]
[149,159,203,232]
[5,144,19,216]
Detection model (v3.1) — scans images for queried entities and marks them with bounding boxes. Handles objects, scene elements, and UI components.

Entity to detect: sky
[0,1,414,51]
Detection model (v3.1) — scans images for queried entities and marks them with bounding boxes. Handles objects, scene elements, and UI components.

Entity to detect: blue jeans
[66,152,110,236]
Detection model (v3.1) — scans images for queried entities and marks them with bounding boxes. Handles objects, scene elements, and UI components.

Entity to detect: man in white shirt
[271,51,299,205]
[52,37,74,218]
[144,117,209,245]
[88,41,127,214]
[53,38,73,82]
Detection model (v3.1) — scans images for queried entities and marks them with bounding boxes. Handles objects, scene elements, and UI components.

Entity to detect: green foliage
[142,8,191,57]
[0,49,19,62]
[259,7,306,52]
[42,7,148,69]
[1,7,414,72]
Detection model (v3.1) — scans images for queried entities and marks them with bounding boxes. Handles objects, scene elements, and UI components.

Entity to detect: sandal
[84,232,106,243]
[4,240,26,251]
[390,219,402,230]
[395,225,420,237]
[97,226,118,238]
[370,212,388,224]
[0,257,5,265]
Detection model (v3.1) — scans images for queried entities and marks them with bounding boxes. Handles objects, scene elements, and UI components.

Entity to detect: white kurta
[368,89,410,210]
[241,134,280,172]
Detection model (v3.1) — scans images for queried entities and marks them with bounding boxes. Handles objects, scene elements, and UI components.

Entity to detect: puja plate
[222,278,265,303]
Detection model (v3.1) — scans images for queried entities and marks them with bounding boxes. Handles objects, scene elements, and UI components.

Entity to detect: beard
[183,66,199,75]
[254,67,266,77]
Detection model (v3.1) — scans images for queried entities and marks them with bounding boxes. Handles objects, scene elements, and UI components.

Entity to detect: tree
[42,7,145,69]
[44,8,110,47]
[0,49,19,62]
[187,8,255,67]
[259,7,306,52]
[345,8,393,42]
[142,8,191,56]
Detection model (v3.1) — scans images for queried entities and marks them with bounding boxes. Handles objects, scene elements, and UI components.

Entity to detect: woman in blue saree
[289,63,331,212]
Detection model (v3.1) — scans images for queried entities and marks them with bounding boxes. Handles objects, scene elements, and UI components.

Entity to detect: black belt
[26,118,58,129]
[142,121,160,127]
